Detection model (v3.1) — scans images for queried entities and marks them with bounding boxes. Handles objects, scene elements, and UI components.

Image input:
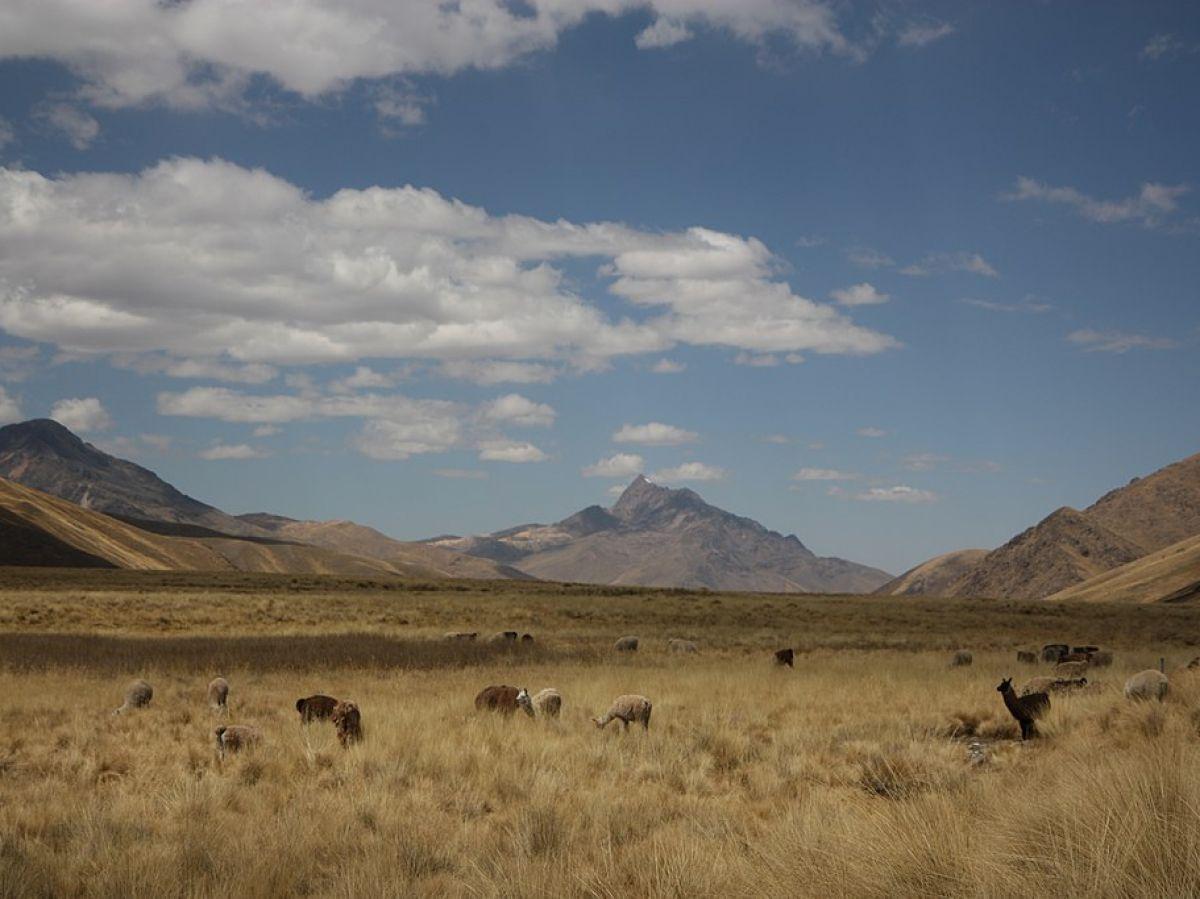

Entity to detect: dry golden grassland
[3,570,1200,897]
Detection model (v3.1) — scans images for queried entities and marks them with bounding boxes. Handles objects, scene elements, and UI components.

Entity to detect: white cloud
[252,425,281,437]
[795,235,825,248]
[635,18,693,49]
[652,461,725,482]
[605,483,627,498]
[900,252,998,278]
[433,468,487,480]
[112,354,278,384]
[761,434,791,445]
[734,351,779,367]
[1004,176,1190,228]
[791,467,859,481]
[481,393,555,428]
[36,103,99,149]
[1141,33,1198,61]
[0,385,21,423]
[49,396,112,432]
[855,485,938,503]
[372,80,433,131]
[901,453,950,471]
[846,247,894,269]
[1066,329,1176,354]
[830,282,889,306]
[0,158,896,368]
[613,421,698,446]
[651,358,686,374]
[961,297,1053,314]
[478,439,548,463]
[198,442,271,460]
[329,366,395,393]
[897,21,954,48]
[856,426,886,438]
[582,453,645,478]
[354,416,465,460]
[0,2,860,114]
[438,360,557,385]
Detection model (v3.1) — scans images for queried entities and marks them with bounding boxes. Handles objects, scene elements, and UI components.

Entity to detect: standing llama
[997,677,1049,740]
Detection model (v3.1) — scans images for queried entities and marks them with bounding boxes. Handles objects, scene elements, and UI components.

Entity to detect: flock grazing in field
[106,633,1193,758]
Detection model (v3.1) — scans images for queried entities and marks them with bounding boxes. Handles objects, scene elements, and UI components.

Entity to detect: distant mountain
[431,475,891,593]
[237,514,530,581]
[0,476,415,576]
[874,549,988,597]
[1045,533,1200,604]
[0,419,263,538]
[893,450,1200,600]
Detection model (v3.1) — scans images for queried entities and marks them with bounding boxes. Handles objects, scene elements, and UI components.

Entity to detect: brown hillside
[1085,452,1200,553]
[950,507,1144,600]
[873,549,988,597]
[1045,533,1200,604]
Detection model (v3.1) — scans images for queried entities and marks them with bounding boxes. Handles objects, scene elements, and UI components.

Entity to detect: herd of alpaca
[107,639,1180,760]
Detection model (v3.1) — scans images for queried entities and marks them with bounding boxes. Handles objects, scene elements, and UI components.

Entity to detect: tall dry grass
[4,572,1200,896]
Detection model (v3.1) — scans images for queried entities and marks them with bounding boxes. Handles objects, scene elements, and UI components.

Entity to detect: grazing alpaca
[774,648,795,668]
[207,677,229,712]
[214,724,261,759]
[997,677,1049,740]
[474,685,533,716]
[296,694,339,723]
[113,679,153,715]
[593,694,652,731]
[331,701,362,747]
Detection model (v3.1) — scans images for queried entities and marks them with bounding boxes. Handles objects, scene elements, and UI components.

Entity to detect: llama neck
[1001,686,1023,717]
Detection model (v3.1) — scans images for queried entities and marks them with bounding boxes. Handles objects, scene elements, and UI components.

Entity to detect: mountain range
[429,474,892,593]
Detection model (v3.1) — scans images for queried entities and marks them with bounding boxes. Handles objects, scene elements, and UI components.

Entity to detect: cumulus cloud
[960,297,1053,314]
[0,158,895,370]
[1004,176,1190,228]
[112,354,278,384]
[438,360,557,385]
[901,453,950,471]
[372,80,433,131]
[0,1,859,114]
[791,467,859,481]
[855,485,937,503]
[856,426,886,438]
[582,453,645,478]
[900,252,998,278]
[481,394,556,428]
[329,366,396,393]
[651,358,686,374]
[478,439,548,463]
[830,282,889,306]
[0,385,21,423]
[36,103,99,149]
[1141,33,1199,61]
[652,461,725,482]
[846,247,894,269]
[613,421,698,446]
[635,18,693,49]
[198,442,271,460]
[50,396,112,432]
[1066,329,1176,354]
[897,21,954,48]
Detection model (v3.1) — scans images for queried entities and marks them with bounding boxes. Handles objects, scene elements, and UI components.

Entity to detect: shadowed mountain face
[431,475,891,593]
[881,450,1200,600]
[0,419,263,538]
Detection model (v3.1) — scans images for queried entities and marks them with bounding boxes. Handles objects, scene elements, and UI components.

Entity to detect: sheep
[1016,650,1038,664]
[613,636,639,652]
[668,638,698,653]
[214,724,261,759]
[593,694,652,731]
[113,679,153,715]
[1022,676,1087,695]
[774,648,795,668]
[296,694,339,723]
[951,650,973,667]
[443,631,478,642]
[997,677,1049,740]
[331,701,362,747]
[1124,670,1169,702]
[1054,660,1089,679]
[207,677,229,712]
[474,685,533,717]
[1042,643,1069,663]
[531,688,562,718]
[488,631,518,643]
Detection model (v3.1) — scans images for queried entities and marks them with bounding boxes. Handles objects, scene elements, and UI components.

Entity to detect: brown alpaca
[331,701,362,747]
[774,648,794,668]
[474,685,533,716]
[997,677,1049,740]
[296,694,339,723]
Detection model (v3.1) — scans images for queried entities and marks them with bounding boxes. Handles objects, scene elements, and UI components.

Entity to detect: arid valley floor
[3,570,1200,897]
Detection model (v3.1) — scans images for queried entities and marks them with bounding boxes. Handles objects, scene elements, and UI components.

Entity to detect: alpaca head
[996,677,1013,693]
[516,688,534,717]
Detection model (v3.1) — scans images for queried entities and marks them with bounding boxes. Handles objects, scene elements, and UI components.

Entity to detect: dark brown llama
[997,677,1049,740]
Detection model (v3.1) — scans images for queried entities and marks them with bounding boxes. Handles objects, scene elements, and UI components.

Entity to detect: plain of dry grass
[3,570,1200,897]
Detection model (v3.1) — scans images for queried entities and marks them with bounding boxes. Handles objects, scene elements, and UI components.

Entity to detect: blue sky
[0,1,1197,573]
